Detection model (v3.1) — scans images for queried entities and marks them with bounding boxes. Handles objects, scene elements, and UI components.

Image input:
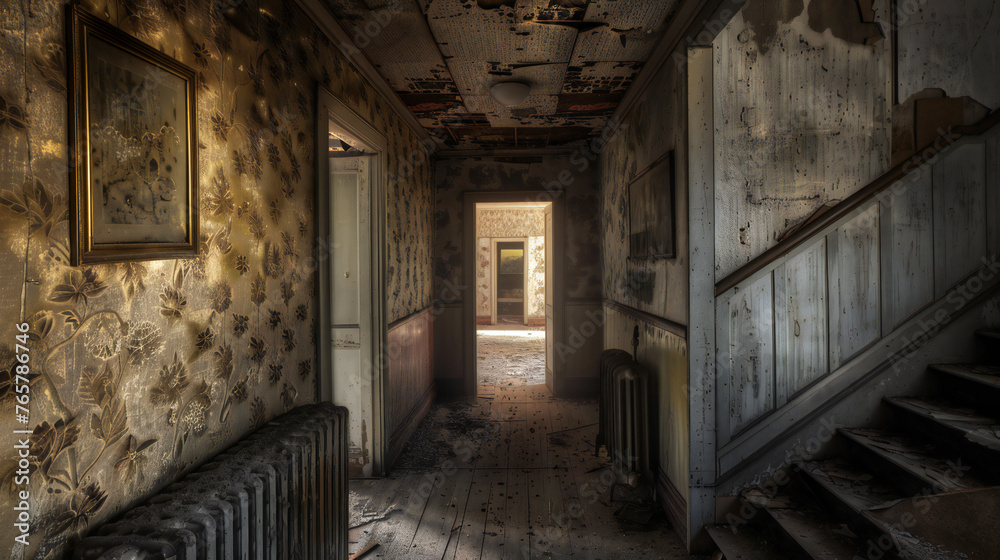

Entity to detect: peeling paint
[321,0,680,148]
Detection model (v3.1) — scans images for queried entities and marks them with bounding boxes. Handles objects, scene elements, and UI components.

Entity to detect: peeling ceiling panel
[555,93,621,114]
[398,93,468,127]
[447,61,568,95]
[464,94,559,126]
[425,1,578,63]
[464,94,557,115]
[319,0,682,150]
[569,0,680,63]
[448,126,594,148]
[562,61,642,93]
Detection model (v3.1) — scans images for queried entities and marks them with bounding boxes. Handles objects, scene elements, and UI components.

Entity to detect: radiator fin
[597,350,657,489]
[73,403,349,560]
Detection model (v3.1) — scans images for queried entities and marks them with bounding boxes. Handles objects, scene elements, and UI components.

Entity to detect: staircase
[708,330,1000,560]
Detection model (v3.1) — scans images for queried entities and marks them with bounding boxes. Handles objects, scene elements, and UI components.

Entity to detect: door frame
[463,191,564,396]
[490,237,530,326]
[315,86,389,475]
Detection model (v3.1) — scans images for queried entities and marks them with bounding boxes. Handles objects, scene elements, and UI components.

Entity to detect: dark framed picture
[67,5,198,265]
[628,151,675,260]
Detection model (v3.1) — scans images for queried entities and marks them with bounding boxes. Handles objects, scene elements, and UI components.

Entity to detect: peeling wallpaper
[476,238,491,318]
[0,0,432,556]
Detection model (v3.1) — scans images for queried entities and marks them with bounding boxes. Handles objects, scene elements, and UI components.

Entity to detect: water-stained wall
[896,0,1000,110]
[0,0,432,556]
[713,0,893,278]
[600,49,688,325]
[598,39,690,531]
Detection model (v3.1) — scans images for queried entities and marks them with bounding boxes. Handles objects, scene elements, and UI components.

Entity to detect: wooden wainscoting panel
[386,307,435,468]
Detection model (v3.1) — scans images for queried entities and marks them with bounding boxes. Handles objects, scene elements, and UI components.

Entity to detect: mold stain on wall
[713,0,892,278]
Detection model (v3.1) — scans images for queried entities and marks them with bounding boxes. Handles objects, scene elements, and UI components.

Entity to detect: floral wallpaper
[476,208,544,238]
[476,238,491,318]
[0,0,432,557]
[474,208,546,321]
[528,236,545,317]
[475,235,545,321]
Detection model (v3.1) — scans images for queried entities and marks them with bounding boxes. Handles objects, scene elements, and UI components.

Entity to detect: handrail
[715,109,1000,297]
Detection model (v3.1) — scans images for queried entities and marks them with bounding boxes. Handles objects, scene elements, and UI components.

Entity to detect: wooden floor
[349,385,700,560]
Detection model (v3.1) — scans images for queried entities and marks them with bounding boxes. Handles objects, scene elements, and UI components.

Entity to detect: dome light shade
[490,81,531,107]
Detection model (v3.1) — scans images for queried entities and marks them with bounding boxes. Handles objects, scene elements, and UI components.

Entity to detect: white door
[330,155,375,476]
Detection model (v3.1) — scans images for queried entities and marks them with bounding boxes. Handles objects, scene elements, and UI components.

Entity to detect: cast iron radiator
[73,402,348,560]
[596,349,657,488]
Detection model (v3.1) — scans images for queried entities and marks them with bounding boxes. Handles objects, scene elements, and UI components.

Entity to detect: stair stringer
[714,272,1000,500]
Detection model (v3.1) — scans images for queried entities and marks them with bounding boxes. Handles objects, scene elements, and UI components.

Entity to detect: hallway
[348,385,697,559]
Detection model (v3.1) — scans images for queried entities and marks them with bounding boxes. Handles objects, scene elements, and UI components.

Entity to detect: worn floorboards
[349,384,699,559]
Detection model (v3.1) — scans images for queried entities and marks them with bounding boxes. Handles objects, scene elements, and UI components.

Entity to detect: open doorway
[473,202,551,390]
[316,88,388,477]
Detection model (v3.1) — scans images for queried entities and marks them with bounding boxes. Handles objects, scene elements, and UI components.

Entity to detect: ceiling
[320,0,682,150]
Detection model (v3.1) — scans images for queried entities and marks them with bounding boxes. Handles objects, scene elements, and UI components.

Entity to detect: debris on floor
[476,330,546,386]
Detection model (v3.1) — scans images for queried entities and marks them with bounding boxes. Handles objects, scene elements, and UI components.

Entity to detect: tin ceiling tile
[447,61,568,96]
[425,1,578,63]
[320,0,680,149]
[569,0,679,63]
[561,61,643,93]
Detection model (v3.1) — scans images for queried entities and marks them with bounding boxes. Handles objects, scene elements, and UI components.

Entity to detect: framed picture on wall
[628,151,675,260]
[67,4,199,265]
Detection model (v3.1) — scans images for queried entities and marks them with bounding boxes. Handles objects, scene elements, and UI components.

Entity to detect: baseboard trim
[716,265,1000,481]
[657,467,688,539]
[387,382,436,470]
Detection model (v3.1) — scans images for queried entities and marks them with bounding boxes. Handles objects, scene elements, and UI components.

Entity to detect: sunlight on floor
[477,330,545,386]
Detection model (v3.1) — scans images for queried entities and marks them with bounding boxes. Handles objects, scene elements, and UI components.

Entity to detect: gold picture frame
[67,4,198,265]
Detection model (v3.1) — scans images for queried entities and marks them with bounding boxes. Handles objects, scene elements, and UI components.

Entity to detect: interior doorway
[316,88,388,477]
[495,240,527,324]
[471,201,553,392]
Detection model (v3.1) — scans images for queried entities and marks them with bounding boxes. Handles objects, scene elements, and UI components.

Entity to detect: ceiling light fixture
[490,81,531,107]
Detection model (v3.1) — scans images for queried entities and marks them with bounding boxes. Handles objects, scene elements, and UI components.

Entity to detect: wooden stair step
[796,460,902,555]
[707,524,794,560]
[884,397,1000,454]
[838,428,986,493]
[798,460,900,511]
[929,363,1000,390]
[758,504,867,560]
